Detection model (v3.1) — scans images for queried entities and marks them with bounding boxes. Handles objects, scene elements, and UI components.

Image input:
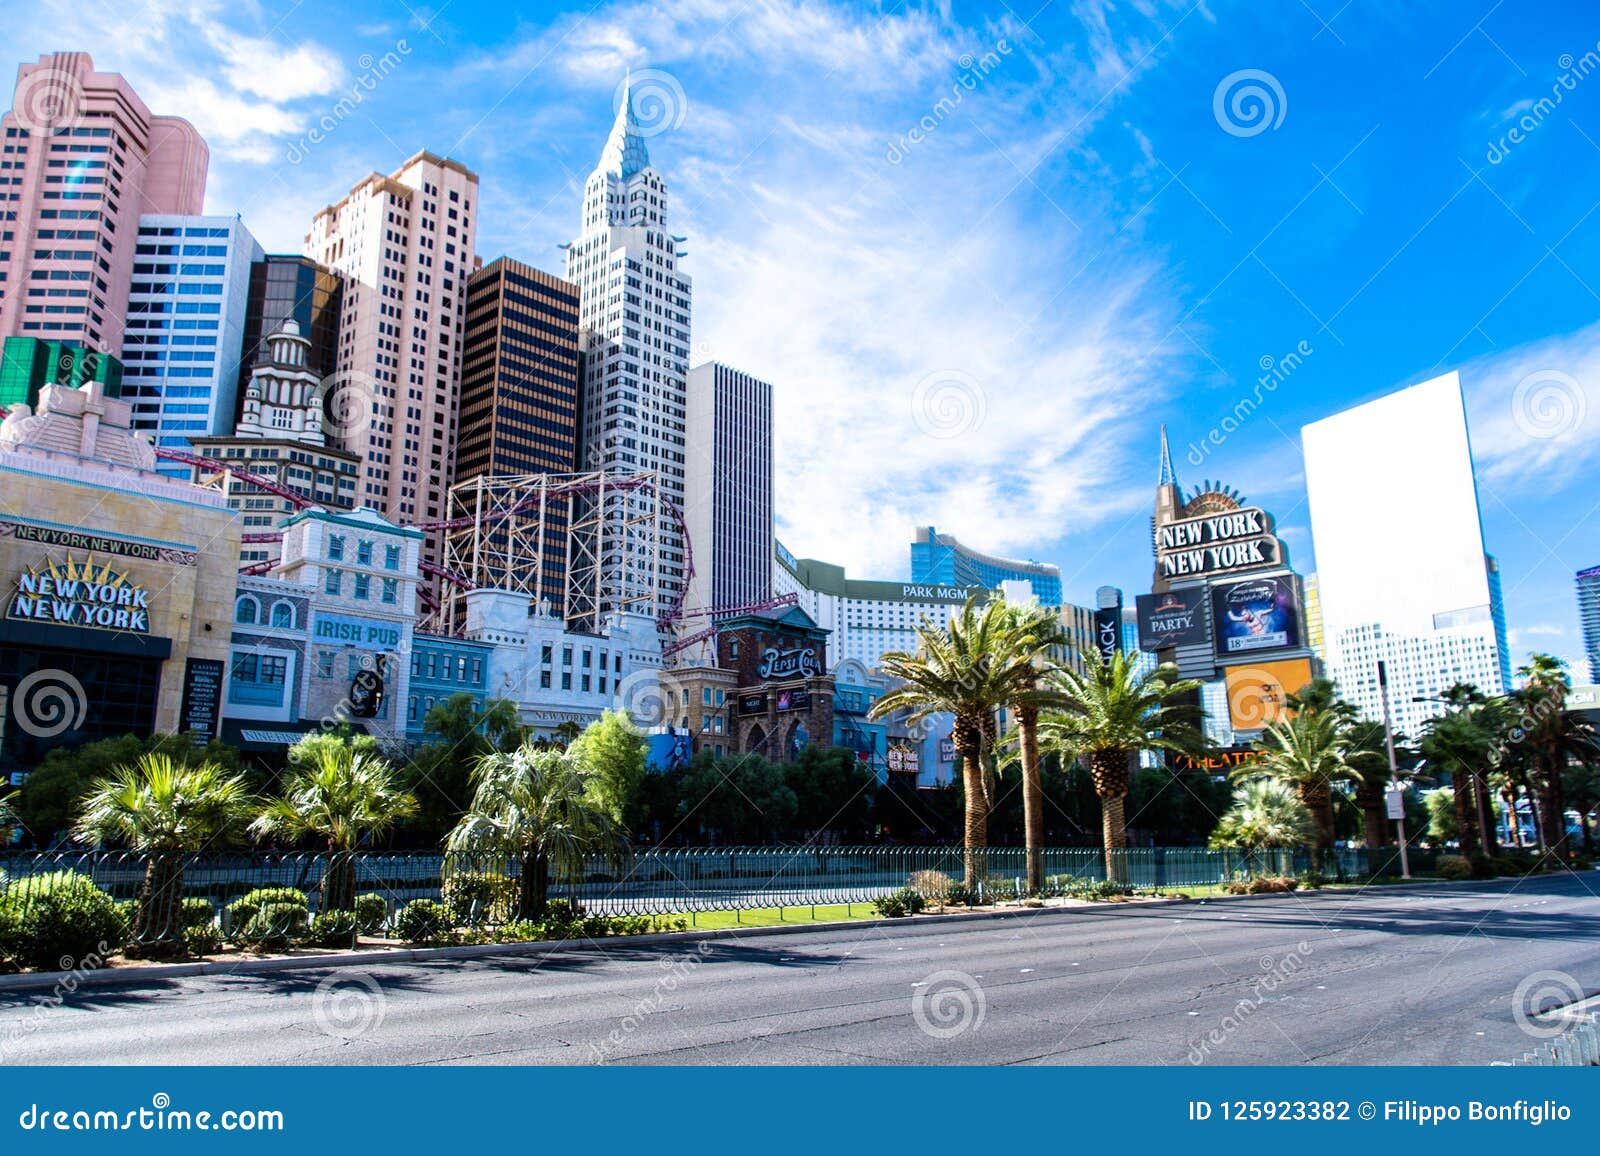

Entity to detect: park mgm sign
[7,555,152,633]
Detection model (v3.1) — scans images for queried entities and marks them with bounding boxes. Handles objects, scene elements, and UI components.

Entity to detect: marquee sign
[886,746,921,775]
[1156,506,1282,579]
[7,555,151,633]
[757,646,821,680]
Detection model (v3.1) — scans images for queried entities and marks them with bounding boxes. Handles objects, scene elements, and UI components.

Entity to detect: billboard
[1211,575,1301,657]
[1223,658,1315,732]
[1155,506,1283,580]
[1135,588,1209,651]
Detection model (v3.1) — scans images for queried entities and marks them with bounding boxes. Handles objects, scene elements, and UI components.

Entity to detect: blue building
[910,525,1062,605]
[406,633,494,743]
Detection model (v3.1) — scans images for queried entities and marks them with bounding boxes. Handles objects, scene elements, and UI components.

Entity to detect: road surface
[3,872,1596,1065]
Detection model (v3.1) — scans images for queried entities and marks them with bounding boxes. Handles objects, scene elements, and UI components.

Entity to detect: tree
[1417,691,1505,860]
[669,751,798,844]
[784,745,879,841]
[1509,654,1600,856]
[990,599,1073,892]
[73,753,254,957]
[1039,650,1206,880]
[871,596,1033,887]
[1563,759,1600,854]
[1424,788,1458,844]
[567,708,648,832]
[0,792,17,842]
[1286,679,1392,848]
[1209,779,1316,874]
[445,744,628,920]
[403,695,524,843]
[250,745,417,912]
[1246,710,1359,858]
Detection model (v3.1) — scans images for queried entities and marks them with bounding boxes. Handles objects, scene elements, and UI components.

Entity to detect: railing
[0,844,1406,948]
[1494,1015,1600,1066]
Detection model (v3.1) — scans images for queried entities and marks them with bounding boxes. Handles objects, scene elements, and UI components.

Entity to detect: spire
[597,70,651,179]
[1157,424,1178,489]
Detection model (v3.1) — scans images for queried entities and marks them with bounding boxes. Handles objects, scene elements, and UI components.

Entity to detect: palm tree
[1286,679,1393,848]
[250,746,417,913]
[1209,779,1316,875]
[1511,653,1594,856]
[74,753,254,957]
[1246,710,1359,860]
[0,793,17,838]
[445,744,628,920]
[990,599,1073,893]
[1038,650,1206,881]
[871,596,1032,888]
[1418,708,1491,859]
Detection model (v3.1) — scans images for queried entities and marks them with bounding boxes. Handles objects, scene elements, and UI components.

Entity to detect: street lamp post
[1378,661,1410,879]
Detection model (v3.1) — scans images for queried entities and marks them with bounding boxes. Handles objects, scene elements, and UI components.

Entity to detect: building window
[324,568,342,595]
[470,658,482,683]
[328,534,345,561]
[561,672,571,690]
[317,651,334,677]
[234,596,259,625]
[702,687,712,706]
[384,544,400,570]
[357,540,373,566]
[354,573,370,600]
[381,577,397,604]
[348,654,362,677]
[269,601,294,629]
[540,671,551,689]
[562,647,572,666]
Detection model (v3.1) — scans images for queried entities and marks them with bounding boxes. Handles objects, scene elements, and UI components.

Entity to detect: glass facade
[0,337,122,408]
[910,525,1063,605]
[239,255,342,392]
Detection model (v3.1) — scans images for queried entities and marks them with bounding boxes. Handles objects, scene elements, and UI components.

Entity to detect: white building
[685,361,772,617]
[121,215,261,475]
[305,151,479,565]
[1302,371,1510,738]
[565,76,693,617]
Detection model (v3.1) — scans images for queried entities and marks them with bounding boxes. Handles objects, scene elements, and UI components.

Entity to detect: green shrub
[183,923,223,957]
[945,883,975,907]
[1078,879,1137,901]
[0,872,127,970]
[237,902,308,951]
[354,893,389,935]
[181,898,217,929]
[1298,870,1328,890]
[304,910,358,948]
[441,872,517,927]
[1436,855,1473,881]
[394,899,451,945]
[872,888,925,918]
[224,887,309,938]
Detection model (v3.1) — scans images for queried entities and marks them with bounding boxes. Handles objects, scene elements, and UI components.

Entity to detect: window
[348,654,362,677]
[269,601,294,629]
[561,672,571,690]
[324,568,342,595]
[384,544,400,570]
[701,717,710,732]
[540,670,551,689]
[382,577,397,604]
[328,534,345,561]
[353,573,370,600]
[562,647,573,666]
[234,596,258,625]
[702,687,712,706]
[317,651,334,677]
[356,540,373,566]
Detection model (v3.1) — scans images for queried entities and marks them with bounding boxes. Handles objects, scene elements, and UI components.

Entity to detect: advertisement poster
[1223,659,1315,731]
[1211,575,1301,656]
[1135,588,1210,651]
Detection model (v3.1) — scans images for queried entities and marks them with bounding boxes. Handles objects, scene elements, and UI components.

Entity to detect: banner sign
[1093,604,1122,666]
[756,646,821,679]
[312,611,402,650]
[1223,659,1314,732]
[738,693,769,715]
[1136,588,1210,651]
[776,688,810,712]
[178,658,225,741]
[0,519,197,565]
[1211,576,1301,656]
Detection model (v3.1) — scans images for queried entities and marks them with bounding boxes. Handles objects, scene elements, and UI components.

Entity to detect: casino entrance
[0,636,166,774]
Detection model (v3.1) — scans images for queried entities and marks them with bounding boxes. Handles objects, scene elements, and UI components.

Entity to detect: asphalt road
[4,872,1597,1065]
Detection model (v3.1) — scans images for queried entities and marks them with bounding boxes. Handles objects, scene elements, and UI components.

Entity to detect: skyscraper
[0,52,208,350]
[455,256,582,606]
[1302,372,1509,737]
[1578,565,1600,683]
[239,254,342,389]
[910,526,1062,605]
[565,76,693,617]
[685,361,772,616]
[305,151,479,565]
[121,214,261,475]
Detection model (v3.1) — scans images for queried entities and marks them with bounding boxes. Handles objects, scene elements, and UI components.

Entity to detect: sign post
[1377,660,1409,879]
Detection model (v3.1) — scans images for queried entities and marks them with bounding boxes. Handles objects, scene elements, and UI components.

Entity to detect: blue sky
[8,0,1600,672]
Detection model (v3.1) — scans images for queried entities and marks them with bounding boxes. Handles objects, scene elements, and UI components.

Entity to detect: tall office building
[239,255,341,389]
[685,362,772,617]
[120,215,260,475]
[565,76,693,618]
[454,256,581,606]
[910,525,1063,605]
[0,336,121,407]
[1302,372,1509,738]
[0,52,208,350]
[1579,565,1600,683]
[305,150,479,565]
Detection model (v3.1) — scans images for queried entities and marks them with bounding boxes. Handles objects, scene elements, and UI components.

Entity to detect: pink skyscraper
[0,52,208,351]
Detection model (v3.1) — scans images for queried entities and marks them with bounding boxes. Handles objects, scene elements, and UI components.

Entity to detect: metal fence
[1495,1016,1600,1066]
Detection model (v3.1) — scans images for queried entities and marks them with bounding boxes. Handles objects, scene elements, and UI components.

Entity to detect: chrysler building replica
[566,75,693,618]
